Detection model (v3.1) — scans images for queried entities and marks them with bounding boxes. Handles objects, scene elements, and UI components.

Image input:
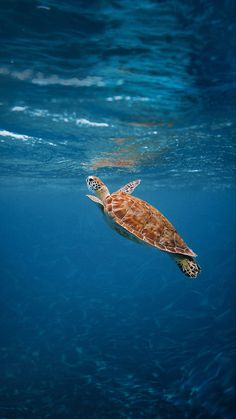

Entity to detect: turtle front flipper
[172,254,201,278]
[86,194,104,208]
[117,179,141,195]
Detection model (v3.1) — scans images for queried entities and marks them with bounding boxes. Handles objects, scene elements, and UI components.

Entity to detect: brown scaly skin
[86,176,201,278]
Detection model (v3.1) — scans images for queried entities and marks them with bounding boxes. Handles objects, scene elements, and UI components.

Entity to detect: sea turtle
[86,176,201,278]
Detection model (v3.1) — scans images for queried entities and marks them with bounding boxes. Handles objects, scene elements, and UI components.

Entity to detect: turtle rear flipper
[173,255,201,278]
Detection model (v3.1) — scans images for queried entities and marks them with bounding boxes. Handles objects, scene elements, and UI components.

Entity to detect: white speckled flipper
[117,179,141,195]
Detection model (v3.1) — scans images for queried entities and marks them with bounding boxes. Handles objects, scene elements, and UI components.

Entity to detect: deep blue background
[0,0,235,418]
[0,187,235,418]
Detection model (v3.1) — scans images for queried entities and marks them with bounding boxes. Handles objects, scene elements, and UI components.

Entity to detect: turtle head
[86,176,110,201]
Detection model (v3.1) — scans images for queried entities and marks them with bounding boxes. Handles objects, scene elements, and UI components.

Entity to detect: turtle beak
[86,176,94,192]
[86,177,91,190]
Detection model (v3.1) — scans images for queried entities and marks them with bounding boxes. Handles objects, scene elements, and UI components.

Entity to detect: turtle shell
[104,191,196,257]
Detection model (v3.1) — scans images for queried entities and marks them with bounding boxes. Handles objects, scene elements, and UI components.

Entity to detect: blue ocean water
[0,1,235,418]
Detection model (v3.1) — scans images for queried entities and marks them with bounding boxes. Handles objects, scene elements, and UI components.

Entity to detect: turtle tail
[173,254,201,278]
